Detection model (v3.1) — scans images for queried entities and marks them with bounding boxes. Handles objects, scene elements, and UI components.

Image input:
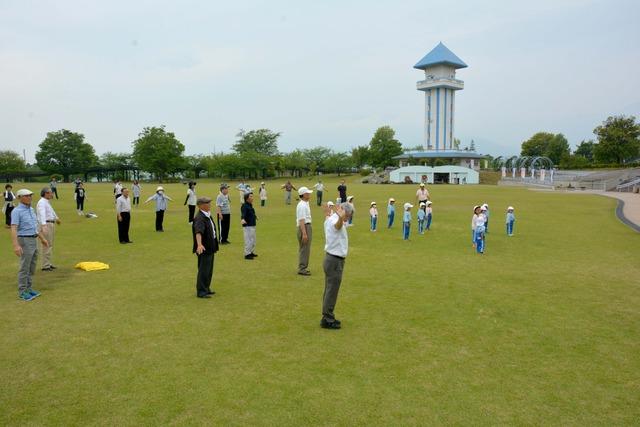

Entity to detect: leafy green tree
[351,145,370,168]
[574,140,596,162]
[521,132,570,164]
[302,147,332,172]
[324,152,352,176]
[35,129,98,182]
[132,126,185,181]
[546,134,570,164]
[593,115,640,164]
[283,150,307,177]
[233,129,281,156]
[185,155,208,179]
[0,150,26,179]
[368,126,403,169]
[521,132,553,157]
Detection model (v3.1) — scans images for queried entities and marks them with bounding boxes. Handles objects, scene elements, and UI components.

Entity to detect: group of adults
[7,178,356,330]
[8,186,61,301]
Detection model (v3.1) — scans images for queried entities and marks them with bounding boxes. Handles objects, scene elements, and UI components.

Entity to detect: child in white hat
[425,201,433,231]
[481,203,490,232]
[506,206,515,236]
[369,202,378,232]
[402,203,413,240]
[417,202,426,234]
[387,198,395,229]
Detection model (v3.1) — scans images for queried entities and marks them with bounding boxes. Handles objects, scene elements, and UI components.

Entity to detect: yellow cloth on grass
[75,262,110,271]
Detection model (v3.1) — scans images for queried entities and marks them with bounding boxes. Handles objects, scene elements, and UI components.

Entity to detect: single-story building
[392,150,488,171]
[389,165,479,184]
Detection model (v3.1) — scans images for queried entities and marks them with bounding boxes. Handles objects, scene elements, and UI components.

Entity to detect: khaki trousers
[40,223,55,268]
[297,223,312,273]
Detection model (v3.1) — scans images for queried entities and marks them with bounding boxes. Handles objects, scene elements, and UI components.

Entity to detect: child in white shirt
[369,202,378,232]
[506,206,516,236]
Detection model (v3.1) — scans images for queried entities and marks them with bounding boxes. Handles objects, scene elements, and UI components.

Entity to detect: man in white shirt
[114,180,123,200]
[36,187,61,271]
[416,183,430,205]
[116,188,133,244]
[321,202,353,329]
[313,180,325,206]
[296,187,313,276]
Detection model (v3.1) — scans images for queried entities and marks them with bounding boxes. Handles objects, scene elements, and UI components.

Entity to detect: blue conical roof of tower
[414,42,467,70]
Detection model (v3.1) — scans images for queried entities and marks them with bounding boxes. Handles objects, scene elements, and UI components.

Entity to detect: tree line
[0,125,404,182]
[517,115,640,169]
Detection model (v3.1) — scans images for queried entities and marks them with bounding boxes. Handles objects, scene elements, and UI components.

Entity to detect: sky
[1,0,639,162]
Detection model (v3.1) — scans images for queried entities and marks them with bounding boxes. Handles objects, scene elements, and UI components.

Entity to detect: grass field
[1,176,639,425]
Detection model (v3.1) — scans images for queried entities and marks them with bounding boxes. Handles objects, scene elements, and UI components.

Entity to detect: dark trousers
[51,188,58,199]
[155,210,165,231]
[322,253,345,323]
[133,196,139,205]
[5,205,14,226]
[76,198,85,211]
[118,212,131,242]
[188,205,196,223]
[220,213,230,242]
[316,191,323,206]
[260,199,265,207]
[196,252,215,296]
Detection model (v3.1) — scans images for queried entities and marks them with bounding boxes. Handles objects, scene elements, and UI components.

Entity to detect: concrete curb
[615,199,640,233]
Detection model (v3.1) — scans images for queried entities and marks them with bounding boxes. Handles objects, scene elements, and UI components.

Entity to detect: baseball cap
[327,201,335,207]
[370,201,376,206]
[507,206,514,211]
[426,201,432,205]
[156,186,164,192]
[298,186,313,196]
[16,189,33,197]
[404,203,413,209]
[389,198,395,202]
[419,202,426,207]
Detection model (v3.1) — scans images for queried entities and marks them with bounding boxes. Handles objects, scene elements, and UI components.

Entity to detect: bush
[359,168,371,176]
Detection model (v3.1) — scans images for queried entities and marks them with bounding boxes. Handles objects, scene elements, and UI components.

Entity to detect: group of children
[471,204,517,254]
[366,198,433,240]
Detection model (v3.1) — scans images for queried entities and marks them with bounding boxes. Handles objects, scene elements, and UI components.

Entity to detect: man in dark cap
[192,196,219,298]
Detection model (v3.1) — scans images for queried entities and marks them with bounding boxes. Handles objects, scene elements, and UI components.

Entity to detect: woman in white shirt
[184,181,197,223]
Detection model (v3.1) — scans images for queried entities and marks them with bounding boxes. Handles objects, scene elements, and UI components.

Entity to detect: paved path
[599,191,640,232]
[531,189,640,232]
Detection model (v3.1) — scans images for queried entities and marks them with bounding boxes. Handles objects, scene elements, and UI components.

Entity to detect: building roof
[414,42,468,70]
[392,165,479,173]
[393,150,487,160]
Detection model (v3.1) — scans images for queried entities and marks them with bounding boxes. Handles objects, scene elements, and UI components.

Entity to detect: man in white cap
[116,187,133,244]
[145,186,173,231]
[416,183,430,206]
[36,187,61,271]
[296,186,313,275]
[10,189,49,301]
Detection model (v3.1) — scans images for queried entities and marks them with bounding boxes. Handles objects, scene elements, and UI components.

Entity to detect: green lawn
[1,177,639,425]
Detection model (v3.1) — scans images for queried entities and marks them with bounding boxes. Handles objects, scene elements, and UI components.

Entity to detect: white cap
[327,201,335,207]
[507,206,514,211]
[426,201,432,205]
[370,201,376,206]
[482,203,488,208]
[389,198,395,202]
[156,186,164,192]
[419,202,426,207]
[16,188,34,197]
[480,206,487,211]
[404,203,413,209]
[347,195,354,202]
[419,183,425,187]
[298,186,313,195]
[261,182,265,185]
